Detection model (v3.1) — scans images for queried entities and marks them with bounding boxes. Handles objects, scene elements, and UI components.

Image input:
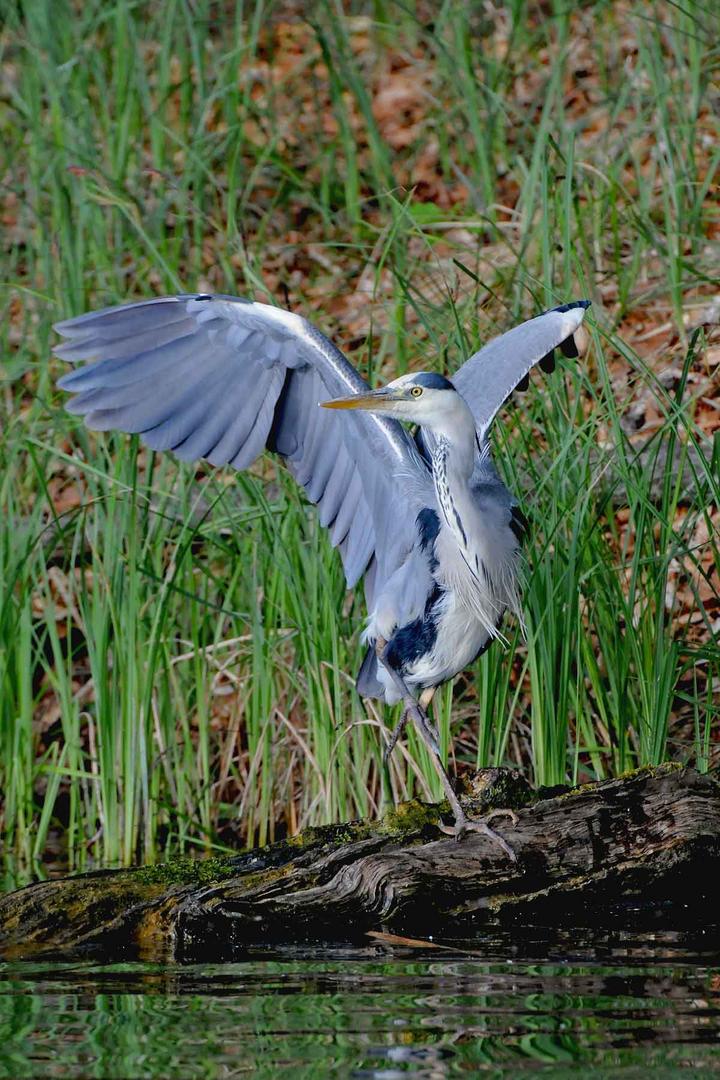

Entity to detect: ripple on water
[1,929,719,1078]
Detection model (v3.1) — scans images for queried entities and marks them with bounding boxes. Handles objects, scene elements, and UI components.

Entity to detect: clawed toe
[439,810,518,862]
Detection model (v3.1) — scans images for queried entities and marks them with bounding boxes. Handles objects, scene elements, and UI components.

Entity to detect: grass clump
[0,1,718,878]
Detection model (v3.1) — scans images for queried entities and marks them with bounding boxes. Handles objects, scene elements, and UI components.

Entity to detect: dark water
[1,929,719,1078]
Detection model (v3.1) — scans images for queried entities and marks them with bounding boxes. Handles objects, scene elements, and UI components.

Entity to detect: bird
[53,292,590,859]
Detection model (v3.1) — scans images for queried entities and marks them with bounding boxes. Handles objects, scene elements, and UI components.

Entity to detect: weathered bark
[1,764,718,962]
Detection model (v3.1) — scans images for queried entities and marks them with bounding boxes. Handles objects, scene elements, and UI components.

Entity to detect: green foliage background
[1,0,718,875]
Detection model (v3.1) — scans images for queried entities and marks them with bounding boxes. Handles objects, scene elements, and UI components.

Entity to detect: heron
[53,292,590,859]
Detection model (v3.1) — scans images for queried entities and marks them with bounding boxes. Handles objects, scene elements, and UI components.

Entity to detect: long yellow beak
[321,389,395,410]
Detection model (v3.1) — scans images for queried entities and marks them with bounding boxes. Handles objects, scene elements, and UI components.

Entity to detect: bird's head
[321,371,465,429]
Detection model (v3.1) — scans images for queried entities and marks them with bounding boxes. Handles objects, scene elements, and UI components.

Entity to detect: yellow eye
[411,386,423,398]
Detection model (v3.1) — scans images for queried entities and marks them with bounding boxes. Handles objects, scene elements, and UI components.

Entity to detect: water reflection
[1,929,719,1077]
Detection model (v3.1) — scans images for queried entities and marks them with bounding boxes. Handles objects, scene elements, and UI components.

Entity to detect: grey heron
[54,293,590,859]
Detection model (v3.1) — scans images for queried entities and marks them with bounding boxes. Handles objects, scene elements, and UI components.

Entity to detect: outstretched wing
[451,301,590,439]
[54,293,431,602]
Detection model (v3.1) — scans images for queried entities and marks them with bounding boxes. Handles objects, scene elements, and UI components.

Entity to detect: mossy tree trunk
[1,765,718,962]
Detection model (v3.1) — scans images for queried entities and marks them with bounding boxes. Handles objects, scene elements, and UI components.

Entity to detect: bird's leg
[384,687,437,765]
[378,644,516,862]
[376,640,440,756]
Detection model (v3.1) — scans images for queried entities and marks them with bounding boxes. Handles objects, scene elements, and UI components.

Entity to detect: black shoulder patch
[384,585,442,673]
[417,507,440,551]
[414,372,455,391]
[417,507,440,573]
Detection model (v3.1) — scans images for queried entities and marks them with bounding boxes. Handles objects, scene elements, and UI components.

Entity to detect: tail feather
[356,644,384,699]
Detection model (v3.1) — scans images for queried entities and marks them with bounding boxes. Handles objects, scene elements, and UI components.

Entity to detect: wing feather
[58,332,206,392]
[55,318,198,361]
[317,454,354,529]
[230,368,287,471]
[330,470,363,547]
[54,293,431,605]
[452,301,590,438]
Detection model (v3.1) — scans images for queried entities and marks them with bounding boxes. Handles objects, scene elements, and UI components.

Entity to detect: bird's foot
[439,807,518,862]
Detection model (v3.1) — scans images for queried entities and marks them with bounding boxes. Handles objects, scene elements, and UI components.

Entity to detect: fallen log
[1,764,718,962]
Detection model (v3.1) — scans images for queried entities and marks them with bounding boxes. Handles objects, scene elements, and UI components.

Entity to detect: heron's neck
[422,397,477,558]
[424,398,477,482]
